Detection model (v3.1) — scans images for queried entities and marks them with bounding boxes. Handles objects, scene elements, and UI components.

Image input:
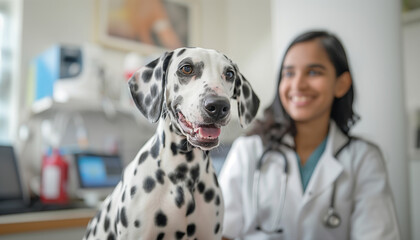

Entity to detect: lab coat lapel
[301,122,347,206]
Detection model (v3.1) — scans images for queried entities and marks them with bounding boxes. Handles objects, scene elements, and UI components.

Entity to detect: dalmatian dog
[83,47,259,240]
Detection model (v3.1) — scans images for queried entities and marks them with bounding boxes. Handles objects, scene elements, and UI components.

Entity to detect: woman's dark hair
[248,30,359,144]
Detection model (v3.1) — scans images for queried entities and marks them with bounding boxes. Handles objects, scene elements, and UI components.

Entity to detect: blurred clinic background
[0,0,419,239]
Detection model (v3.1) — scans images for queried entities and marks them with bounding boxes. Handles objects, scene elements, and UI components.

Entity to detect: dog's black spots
[175,231,186,240]
[186,151,194,162]
[149,98,162,120]
[150,84,158,98]
[143,177,156,193]
[216,211,219,216]
[177,48,186,57]
[190,164,200,182]
[145,95,152,106]
[155,211,168,227]
[146,58,159,68]
[85,228,91,239]
[215,223,220,234]
[170,142,178,155]
[130,186,137,198]
[215,195,220,206]
[174,84,179,92]
[154,68,162,80]
[134,220,140,228]
[179,139,189,152]
[134,168,137,175]
[130,82,139,92]
[175,186,185,208]
[240,104,245,116]
[168,163,188,184]
[107,200,112,212]
[107,232,116,240]
[156,232,165,240]
[93,225,97,236]
[156,169,165,184]
[197,181,205,193]
[213,172,219,187]
[121,190,126,202]
[242,83,250,98]
[161,131,166,148]
[120,207,128,228]
[114,208,120,233]
[235,76,242,87]
[95,210,102,223]
[142,69,153,83]
[162,52,173,74]
[169,124,174,132]
[157,159,161,167]
[204,188,215,202]
[186,201,195,216]
[151,136,160,158]
[206,156,210,173]
[187,223,196,236]
[104,216,110,232]
[138,151,149,165]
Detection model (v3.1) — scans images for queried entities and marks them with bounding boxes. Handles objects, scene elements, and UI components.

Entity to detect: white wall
[271,0,409,239]
[403,8,420,240]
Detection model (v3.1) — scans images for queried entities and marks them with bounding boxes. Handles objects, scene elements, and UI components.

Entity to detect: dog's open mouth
[177,111,221,149]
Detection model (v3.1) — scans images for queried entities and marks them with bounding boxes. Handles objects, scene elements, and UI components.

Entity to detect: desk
[0,208,96,235]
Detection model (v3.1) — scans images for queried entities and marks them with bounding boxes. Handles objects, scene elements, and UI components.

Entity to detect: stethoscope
[253,137,353,233]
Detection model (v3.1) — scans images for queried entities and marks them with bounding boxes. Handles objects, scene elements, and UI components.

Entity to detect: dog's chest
[115,136,223,239]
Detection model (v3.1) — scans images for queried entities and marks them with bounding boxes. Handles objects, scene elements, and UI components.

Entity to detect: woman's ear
[334,72,352,98]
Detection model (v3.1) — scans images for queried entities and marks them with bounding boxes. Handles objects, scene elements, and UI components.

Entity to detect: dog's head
[128,47,260,150]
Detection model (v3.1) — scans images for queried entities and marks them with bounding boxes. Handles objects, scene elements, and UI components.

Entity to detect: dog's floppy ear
[128,52,173,123]
[232,67,260,128]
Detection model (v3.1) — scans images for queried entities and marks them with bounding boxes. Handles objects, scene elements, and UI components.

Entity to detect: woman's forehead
[283,40,332,67]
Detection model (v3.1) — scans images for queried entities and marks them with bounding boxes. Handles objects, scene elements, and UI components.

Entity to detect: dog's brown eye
[180,65,193,74]
[226,70,234,80]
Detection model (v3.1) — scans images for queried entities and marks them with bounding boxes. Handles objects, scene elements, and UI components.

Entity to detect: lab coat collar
[300,122,349,206]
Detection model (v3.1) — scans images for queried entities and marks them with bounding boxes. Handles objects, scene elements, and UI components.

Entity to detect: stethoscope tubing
[253,137,353,232]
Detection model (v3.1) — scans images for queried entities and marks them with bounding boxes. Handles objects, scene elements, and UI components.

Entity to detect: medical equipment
[252,138,352,232]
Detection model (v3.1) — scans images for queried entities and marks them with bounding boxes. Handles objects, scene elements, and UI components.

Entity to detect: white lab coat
[219,122,400,240]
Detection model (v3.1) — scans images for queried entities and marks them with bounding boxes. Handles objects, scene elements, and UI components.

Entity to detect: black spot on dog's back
[143,177,156,193]
[187,223,196,236]
[175,231,186,240]
[120,207,128,228]
[175,186,185,208]
[204,188,215,202]
[155,211,168,227]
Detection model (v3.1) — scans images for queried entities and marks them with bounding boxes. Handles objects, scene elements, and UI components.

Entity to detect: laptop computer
[0,145,30,215]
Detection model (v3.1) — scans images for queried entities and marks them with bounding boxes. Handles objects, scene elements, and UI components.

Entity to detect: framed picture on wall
[96,0,200,54]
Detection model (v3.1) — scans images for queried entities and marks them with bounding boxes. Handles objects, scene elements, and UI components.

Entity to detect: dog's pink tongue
[198,127,221,138]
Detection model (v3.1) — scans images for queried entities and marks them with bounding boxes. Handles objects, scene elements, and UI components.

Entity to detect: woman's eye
[308,70,320,76]
[226,71,234,79]
[180,65,193,74]
[283,71,294,78]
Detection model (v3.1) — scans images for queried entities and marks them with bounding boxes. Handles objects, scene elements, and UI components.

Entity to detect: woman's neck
[294,117,330,165]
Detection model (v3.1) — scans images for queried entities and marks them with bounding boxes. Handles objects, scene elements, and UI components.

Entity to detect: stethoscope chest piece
[324,207,341,228]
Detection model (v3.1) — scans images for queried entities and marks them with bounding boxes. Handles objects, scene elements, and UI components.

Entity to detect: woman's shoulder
[228,134,264,158]
[346,136,386,170]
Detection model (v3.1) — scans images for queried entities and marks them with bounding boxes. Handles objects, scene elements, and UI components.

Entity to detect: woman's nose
[291,73,308,89]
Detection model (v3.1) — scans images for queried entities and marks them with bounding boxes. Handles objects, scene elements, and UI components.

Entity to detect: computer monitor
[73,153,123,206]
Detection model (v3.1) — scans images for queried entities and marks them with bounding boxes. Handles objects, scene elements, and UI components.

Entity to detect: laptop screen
[0,145,24,201]
[74,153,123,189]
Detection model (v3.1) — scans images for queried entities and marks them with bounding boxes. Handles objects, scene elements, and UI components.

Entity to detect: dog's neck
[154,116,210,165]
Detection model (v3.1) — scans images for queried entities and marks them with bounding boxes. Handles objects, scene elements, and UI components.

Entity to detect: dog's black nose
[204,96,231,120]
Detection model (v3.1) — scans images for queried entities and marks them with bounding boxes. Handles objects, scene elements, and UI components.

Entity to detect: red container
[40,149,69,204]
